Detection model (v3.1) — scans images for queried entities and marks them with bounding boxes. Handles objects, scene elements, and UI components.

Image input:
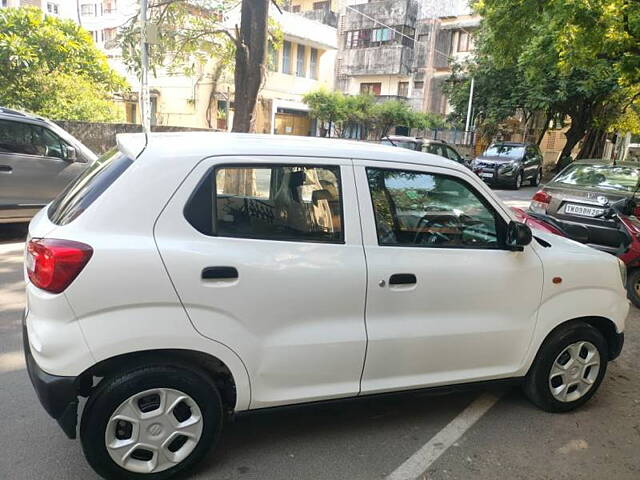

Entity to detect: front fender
[518,287,628,375]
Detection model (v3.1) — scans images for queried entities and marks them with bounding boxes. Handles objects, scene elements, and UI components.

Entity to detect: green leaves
[303,89,447,139]
[0,7,127,121]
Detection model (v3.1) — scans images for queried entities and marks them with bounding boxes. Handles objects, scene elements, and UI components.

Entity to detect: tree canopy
[303,89,447,139]
[446,0,640,159]
[0,7,127,121]
[118,0,283,131]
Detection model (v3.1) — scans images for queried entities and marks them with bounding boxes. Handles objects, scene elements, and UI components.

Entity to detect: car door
[154,156,368,408]
[354,160,543,394]
[0,119,88,215]
[524,146,538,179]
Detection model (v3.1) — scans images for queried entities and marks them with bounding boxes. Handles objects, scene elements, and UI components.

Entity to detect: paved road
[1,187,639,479]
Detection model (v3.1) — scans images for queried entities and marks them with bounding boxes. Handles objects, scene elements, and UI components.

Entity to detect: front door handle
[389,273,417,285]
[202,266,238,280]
[0,165,12,173]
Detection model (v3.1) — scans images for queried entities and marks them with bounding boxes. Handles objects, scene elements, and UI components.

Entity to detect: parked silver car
[0,108,96,223]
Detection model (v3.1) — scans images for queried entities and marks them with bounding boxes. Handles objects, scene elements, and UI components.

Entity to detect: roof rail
[0,107,27,117]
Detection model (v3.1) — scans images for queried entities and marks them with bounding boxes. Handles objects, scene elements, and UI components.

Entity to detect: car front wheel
[522,322,607,412]
[80,364,223,479]
[513,171,523,190]
[530,168,542,186]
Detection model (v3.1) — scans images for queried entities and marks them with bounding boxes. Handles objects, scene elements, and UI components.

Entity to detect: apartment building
[1,0,77,20]
[74,1,336,134]
[335,0,479,118]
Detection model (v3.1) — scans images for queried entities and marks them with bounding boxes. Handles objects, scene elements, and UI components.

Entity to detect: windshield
[483,145,524,158]
[553,164,640,193]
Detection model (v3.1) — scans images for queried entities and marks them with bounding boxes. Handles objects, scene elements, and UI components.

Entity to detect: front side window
[446,147,462,163]
[0,120,66,158]
[210,165,343,243]
[367,168,502,248]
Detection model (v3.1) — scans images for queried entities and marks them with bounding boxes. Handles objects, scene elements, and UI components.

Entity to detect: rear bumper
[23,311,79,439]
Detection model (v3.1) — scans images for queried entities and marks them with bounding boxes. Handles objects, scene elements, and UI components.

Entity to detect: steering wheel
[414,214,464,245]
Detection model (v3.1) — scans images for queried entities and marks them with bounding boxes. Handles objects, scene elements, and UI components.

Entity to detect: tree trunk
[231,0,269,133]
[205,62,225,129]
[577,129,607,159]
[536,112,553,146]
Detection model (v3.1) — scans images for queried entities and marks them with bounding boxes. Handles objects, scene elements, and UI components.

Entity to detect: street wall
[54,121,215,155]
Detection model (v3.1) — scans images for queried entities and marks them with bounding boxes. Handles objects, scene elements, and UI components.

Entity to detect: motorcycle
[512,197,640,306]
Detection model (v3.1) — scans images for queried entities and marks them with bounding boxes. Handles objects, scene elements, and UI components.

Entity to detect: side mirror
[62,145,77,161]
[506,221,533,251]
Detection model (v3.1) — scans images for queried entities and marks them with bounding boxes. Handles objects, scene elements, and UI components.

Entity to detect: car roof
[118,132,465,171]
[570,159,639,167]
[490,141,527,147]
[383,135,420,142]
[0,106,46,122]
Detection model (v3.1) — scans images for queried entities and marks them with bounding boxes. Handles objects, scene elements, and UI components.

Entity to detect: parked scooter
[513,197,640,306]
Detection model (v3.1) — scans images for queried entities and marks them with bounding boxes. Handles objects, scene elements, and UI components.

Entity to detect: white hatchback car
[24,133,627,479]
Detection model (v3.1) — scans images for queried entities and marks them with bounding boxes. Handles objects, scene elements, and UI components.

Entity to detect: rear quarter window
[48,148,132,225]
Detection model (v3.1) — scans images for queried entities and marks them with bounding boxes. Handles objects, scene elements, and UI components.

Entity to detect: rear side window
[185,164,344,243]
[48,148,132,225]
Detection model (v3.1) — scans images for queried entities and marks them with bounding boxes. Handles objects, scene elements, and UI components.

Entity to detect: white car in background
[24,133,627,479]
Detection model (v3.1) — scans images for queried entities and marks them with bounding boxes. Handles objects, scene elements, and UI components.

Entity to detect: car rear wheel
[627,268,640,308]
[530,168,542,186]
[522,322,607,412]
[80,364,223,479]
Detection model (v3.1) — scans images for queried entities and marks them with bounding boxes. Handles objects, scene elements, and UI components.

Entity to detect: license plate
[564,203,604,217]
[480,172,493,178]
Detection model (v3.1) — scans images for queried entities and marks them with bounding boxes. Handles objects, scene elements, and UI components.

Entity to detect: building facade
[73,0,336,134]
[334,0,479,119]
[2,0,78,20]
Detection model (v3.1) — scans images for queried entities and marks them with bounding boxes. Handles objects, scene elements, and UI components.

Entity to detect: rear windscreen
[554,164,640,193]
[48,148,133,225]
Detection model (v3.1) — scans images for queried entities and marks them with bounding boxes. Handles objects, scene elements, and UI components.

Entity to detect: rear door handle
[389,273,417,285]
[202,266,238,280]
[0,165,12,173]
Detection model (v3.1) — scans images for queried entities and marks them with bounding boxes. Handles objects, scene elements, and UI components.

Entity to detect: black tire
[530,168,542,186]
[522,322,608,413]
[80,364,223,480]
[512,171,523,190]
[627,269,640,308]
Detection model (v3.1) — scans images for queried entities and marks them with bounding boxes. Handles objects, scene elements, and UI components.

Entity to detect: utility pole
[464,77,475,144]
[139,0,151,133]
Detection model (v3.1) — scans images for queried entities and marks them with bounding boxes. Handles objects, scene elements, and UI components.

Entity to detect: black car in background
[380,136,468,167]
[472,142,543,189]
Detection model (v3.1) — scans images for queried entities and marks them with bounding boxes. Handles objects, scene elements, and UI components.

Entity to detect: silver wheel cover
[105,388,203,474]
[548,341,600,402]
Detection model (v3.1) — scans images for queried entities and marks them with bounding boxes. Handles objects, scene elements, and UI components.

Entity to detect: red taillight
[634,206,640,218]
[26,239,93,293]
[530,190,552,214]
[532,190,552,204]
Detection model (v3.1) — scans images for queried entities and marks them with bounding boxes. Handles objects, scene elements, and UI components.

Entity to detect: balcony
[339,44,414,76]
[299,8,337,27]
